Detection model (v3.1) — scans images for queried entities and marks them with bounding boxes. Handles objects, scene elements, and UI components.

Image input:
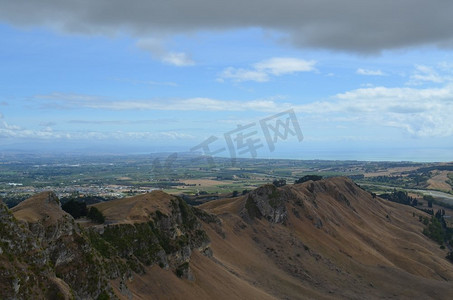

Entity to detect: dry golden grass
[11,191,69,224]
[118,252,277,300]
[363,166,420,177]
[197,177,453,299]
[427,171,452,192]
[102,177,453,299]
[93,190,175,224]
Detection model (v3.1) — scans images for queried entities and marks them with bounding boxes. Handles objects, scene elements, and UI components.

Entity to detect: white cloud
[0,118,194,141]
[34,93,290,112]
[254,57,316,75]
[356,68,385,76]
[406,63,453,89]
[136,38,194,66]
[161,52,194,66]
[1,118,21,131]
[31,67,453,139]
[293,85,453,137]
[409,65,447,85]
[219,57,316,82]
[219,67,270,82]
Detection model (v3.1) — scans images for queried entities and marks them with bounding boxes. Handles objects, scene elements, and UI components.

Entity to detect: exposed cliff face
[1,192,114,299]
[0,198,73,299]
[88,196,211,279]
[1,191,212,299]
[243,184,291,224]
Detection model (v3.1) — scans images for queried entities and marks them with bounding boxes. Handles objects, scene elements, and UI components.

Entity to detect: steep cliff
[0,191,212,299]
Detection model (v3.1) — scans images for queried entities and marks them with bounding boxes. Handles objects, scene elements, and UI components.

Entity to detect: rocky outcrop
[2,192,115,299]
[1,192,212,299]
[0,199,73,299]
[88,196,211,280]
[243,184,289,223]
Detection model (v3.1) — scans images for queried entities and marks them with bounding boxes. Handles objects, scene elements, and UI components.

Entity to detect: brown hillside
[190,177,453,299]
[103,177,453,299]
[6,178,453,299]
[11,191,69,225]
[93,190,175,224]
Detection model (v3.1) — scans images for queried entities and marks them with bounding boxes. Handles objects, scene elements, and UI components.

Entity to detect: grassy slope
[81,177,453,299]
[196,177,453,299]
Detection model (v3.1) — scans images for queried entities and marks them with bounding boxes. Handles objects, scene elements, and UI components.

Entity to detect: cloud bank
[1,1,453,53]
[32,80,453,138]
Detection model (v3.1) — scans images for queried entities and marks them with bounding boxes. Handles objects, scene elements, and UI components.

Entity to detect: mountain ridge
[1,177,452,299]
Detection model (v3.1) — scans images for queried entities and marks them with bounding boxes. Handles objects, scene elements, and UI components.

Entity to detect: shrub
[272,179,286,187]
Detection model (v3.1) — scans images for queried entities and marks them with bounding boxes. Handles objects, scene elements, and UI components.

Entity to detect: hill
[1,177,453,299]
[197,177,453,299]
[93,190,175,224]
[11,191,68,224]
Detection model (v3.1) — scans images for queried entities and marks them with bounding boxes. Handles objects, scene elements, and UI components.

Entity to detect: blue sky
[0,1,452,161]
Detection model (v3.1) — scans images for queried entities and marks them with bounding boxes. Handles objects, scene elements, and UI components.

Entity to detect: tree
[272,179,286,187]
[424,195,434,208]
[295,175,323,184]
[62,199,88,219]
[232,190,239,197]
[87,207,105,224]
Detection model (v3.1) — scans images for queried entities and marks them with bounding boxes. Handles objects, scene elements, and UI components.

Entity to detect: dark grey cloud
[1,0,453,53]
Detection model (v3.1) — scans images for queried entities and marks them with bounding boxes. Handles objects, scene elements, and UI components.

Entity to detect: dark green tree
[87,207,105,224]
[62,199,88,219]
[295,175,323,184]
[424,195,434,208]
[272,179,286,187]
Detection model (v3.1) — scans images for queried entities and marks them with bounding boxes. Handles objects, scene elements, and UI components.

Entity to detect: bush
[422,216,444,245]
[96,291,110,300]
[176,262,189,278]
[446,252,453,263]
[272,179,286,187]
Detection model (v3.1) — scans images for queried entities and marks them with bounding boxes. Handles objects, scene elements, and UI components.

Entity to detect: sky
[0,1,453,161]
